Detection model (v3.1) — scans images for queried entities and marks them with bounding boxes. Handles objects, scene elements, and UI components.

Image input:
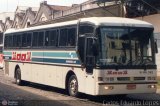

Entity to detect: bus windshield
[99,27,155,66]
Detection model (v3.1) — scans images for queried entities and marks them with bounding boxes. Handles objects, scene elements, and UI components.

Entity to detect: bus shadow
[19,81,68,95]
[80,93,160,105]
[17,82,160,105]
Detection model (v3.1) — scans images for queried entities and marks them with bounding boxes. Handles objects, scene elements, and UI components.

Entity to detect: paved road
[0,69,160,106]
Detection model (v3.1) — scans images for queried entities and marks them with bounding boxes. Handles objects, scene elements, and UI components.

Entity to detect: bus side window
[8,35,13,48]
[13,34,17,47]
[67,28,76,46]
[59,29,67,47]
[26,33,32,47]
[17,34,22,47]
[22,33,27,47]
[4,36,9,48]
[38,31,44,47]
[45,31,49,46]
[49,30,58,47]
[32,32,38,47]
[0,33,3,44]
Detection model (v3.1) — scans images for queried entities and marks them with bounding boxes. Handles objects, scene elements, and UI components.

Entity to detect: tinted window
[32,31,44,47]
[17,34,22,47]
[59,27,76,47]
[4,36,9,48]
[79,25,94,35]
[45,31,49,46]
[0,33,3,44]
[5,33,31,49]
[67,28,76,46]
[22,33,32,48]
[38,32,44,46]
[9,35,13,48]
[13,34,17,47]
[26,33,32,47]
[22,33,27,47]
[49,30,58,46]
[4,35,13,48]
[45,30,58,47]
[59,29,67,46]
[32,32,38,47]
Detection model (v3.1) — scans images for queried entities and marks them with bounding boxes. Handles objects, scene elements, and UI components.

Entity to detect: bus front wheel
[68,75,79,97]
[15,68,23,85]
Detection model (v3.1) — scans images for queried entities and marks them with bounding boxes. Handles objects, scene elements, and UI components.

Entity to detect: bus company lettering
[66,60,76,64]
[12,52,31,61]
[107,70,128,75]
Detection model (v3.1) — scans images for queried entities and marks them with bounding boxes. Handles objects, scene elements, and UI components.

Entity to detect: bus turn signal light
[148,85,156,89]
[104,86,114,90]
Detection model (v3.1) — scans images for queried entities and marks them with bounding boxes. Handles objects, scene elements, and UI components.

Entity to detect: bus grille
[134,77,145,81]
[117,77,130,81]
[117,77,145,81]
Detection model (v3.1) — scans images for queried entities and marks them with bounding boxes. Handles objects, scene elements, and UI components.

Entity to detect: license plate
[127,84,136,90]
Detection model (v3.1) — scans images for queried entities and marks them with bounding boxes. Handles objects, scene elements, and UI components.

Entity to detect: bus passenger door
[77,34,98,95]
[84,37,97,95]
[85,69,95,95]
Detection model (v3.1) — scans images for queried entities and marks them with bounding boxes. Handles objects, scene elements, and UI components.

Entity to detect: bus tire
[68,75,79,97]
[15,68,23,86]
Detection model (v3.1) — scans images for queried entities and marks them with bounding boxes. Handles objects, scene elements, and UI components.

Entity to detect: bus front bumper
[96,82,157,95]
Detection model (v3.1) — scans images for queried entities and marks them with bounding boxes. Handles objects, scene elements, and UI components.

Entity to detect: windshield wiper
[127,56,153,65]
[141,58,154,65]
[127,59,141,65]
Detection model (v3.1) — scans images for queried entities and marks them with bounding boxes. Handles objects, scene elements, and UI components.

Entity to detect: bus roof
[5,17,153,34]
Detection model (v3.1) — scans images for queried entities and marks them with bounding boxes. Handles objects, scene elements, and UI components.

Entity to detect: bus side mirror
[85,37,98,73]
[155,40,158,53]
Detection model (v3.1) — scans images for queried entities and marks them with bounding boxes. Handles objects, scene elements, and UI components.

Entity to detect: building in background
[12,6,39,29]
[0,12,14,32]
[0,0,159,31]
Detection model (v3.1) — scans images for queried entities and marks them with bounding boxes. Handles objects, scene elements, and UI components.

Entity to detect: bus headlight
[148,85,156,89]
[104,86,114,90]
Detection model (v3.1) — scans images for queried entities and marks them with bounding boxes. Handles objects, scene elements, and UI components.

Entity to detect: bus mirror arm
[155,40,158,53]
[85,37,98,73]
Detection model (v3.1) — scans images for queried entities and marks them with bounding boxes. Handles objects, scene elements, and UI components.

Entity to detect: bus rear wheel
[15,68,23,85]
[68,75,79,97]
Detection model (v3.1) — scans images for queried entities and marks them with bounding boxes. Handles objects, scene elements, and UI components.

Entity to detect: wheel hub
[70,79,77,93]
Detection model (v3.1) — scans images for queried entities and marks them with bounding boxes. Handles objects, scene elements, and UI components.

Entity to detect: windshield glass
[99,27,154,66]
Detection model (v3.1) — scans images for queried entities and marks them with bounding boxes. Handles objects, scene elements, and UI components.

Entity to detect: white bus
[3,17,157,97]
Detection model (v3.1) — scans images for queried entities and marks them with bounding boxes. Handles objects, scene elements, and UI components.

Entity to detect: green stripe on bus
[32,58,81,65]
[32,52,77,58]
[32,52,44,57]
[3,52,12,55]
